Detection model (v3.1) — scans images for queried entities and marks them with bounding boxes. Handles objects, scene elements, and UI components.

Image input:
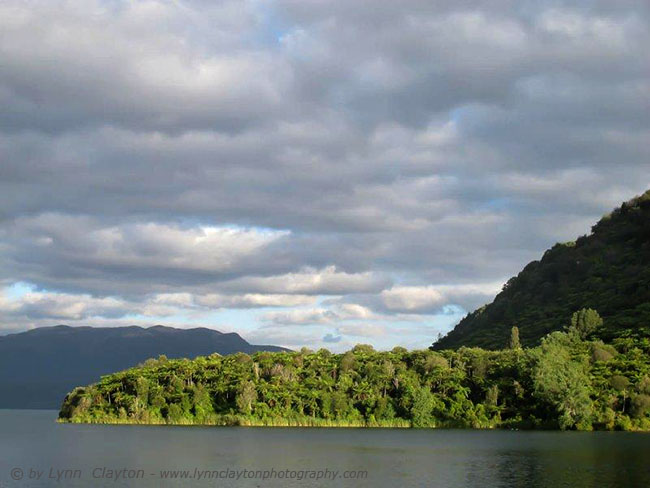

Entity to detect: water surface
[1,410,649,487]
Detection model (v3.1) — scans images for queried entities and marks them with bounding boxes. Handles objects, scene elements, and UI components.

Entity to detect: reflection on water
[0,410,649,487]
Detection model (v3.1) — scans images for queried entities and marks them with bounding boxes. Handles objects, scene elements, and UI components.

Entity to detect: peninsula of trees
[59,310,650,431]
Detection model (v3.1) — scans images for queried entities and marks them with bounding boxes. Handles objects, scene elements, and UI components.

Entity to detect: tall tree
[531,332,593,430]
[509,326,521,350]
[568,308,603,339]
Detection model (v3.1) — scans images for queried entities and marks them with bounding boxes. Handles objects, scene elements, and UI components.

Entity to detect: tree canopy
[60,312,650,432]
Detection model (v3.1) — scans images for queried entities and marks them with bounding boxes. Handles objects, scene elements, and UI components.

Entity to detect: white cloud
[10,215,286,272]
[337,323,387,338]
[0,285,318,327]
[224,266,389,295]
[261,308,337,326]
[261,303,379,326]
[381,282,502,313]
[381,286,445,312]
[336,303,376,320]
[0,288,134,320]
[195,293,316,308]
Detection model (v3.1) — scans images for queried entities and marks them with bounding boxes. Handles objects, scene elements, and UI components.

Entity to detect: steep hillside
[0,325,288,409]
[433,190,650,350]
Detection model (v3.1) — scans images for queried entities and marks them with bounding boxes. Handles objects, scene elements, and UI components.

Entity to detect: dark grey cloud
[0,0,648,349]
[322,334,342,344]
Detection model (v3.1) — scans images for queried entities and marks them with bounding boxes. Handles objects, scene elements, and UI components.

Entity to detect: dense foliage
[433,190,650,350]
[59,315,650,431]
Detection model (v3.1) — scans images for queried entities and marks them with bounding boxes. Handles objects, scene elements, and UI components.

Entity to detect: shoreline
[56,417,650,432]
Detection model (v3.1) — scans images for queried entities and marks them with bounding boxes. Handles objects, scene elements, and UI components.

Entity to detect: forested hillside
[59,317,650,431]
[433,190,650,350]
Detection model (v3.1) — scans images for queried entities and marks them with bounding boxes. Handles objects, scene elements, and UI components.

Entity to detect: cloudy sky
[1,0,648,350]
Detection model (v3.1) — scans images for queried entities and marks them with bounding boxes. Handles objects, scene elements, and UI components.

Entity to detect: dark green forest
[434,190,650,350]
[59,310,650,431]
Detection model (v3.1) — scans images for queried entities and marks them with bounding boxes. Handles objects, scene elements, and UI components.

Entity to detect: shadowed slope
[434,190,650,350]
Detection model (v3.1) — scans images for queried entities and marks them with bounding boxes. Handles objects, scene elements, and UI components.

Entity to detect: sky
[0,0,649,351]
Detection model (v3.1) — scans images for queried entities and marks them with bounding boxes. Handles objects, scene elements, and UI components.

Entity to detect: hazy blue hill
[433,190,650,350]
[0,325,288,409]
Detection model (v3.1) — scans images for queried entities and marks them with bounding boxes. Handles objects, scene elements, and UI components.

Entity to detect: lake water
[1,410,649,488]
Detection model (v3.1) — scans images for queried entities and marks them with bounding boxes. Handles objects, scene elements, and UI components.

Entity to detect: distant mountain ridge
[0,325,289,409]
[433,189,650,350]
